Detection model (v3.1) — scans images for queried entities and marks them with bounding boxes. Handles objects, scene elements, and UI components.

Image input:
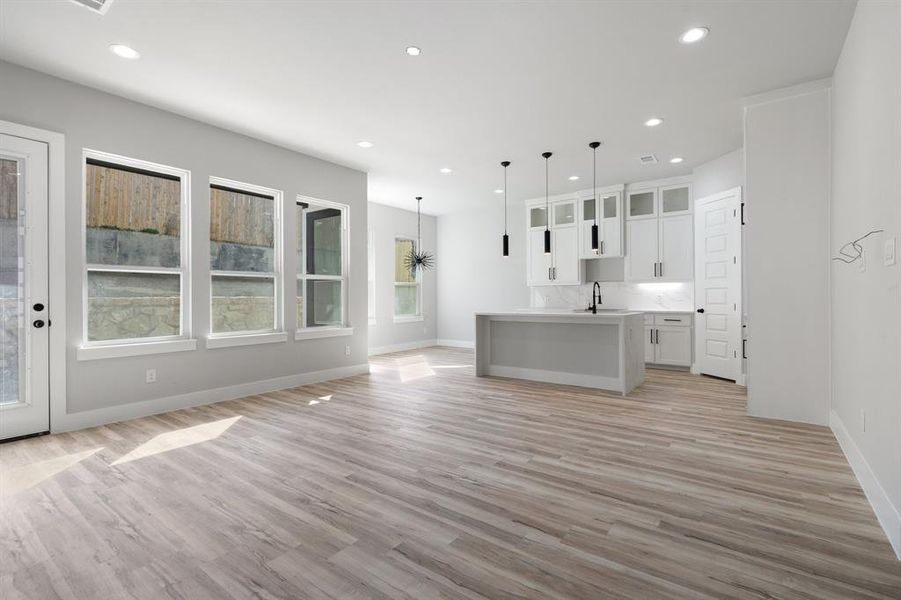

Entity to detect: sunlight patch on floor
[112,416,241,466]
[1,447,102,496]
[397,355,435,382]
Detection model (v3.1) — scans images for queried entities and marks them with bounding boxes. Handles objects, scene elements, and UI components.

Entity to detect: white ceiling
[0,0,854,215]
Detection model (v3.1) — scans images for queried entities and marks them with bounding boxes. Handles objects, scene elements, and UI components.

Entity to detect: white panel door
[528,228,552,285]
[658,215,693,281]
[626,219,658,280]
[1,134,50,440]
[693,188,742,381]
[553,226,580,284]
[655,326,692,366]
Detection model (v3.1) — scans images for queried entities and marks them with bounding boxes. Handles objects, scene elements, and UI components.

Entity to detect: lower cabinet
[644,312,693,367]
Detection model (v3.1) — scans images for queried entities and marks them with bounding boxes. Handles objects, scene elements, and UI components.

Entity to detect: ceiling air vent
[69,0,115,15]
[639,154,658,165]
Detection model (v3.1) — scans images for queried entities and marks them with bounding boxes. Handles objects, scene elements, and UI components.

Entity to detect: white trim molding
[436,339,475,349]
[207,331,287,349]
[830,410,901,560]
[295,327,354,341]
[393,315,424,324]
[78,338,198,361]
[52,363,371,433]
[368,339,437,356]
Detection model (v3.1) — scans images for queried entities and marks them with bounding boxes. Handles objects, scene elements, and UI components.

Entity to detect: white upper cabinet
[578,186,623,259]
[625,178,693,281]
[526,198,581,286]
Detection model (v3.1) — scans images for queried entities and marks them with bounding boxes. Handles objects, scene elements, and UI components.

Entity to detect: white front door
[0,134,50,440]
[693,187,742,382]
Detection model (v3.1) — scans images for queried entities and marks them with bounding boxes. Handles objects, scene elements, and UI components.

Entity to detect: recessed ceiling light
[645,117,663,127]
[670,157,684,164]
[494,189,504,194]
[679,27,709,44]
[109,44,140,60]
[568,175,580,181]
[406,46,421,56]
[440,167,452,174]
[356,141,374,148]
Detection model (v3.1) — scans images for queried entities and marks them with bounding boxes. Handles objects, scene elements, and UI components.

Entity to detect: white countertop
[475,308,644,318]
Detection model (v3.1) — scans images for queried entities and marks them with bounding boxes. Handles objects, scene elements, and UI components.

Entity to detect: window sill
[295,327,354,341]
[207,331,287,349]
[393,316,424,324]
[77,338,197,361]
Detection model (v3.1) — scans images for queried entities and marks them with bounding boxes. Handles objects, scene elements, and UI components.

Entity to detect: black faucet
[589,281,602,314]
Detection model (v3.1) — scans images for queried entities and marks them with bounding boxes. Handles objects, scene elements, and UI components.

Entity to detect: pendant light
[403,196,435,274]
[589,141,601,253]
[501,160,511,257]
[542,152,552,254]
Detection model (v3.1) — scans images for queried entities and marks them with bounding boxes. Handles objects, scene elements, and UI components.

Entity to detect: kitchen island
[474,309,646,395]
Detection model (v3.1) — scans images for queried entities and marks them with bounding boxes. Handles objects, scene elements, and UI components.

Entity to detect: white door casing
[0,134,50,439]
[693,187,742,382]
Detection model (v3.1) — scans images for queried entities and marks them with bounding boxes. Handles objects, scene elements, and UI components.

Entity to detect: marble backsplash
[531,281,694,312]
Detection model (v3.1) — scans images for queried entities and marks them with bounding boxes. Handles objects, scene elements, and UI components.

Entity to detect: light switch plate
[884,237,896,266]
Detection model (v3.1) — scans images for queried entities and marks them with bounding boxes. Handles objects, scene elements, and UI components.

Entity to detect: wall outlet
[145,368,157,384]
[884,237,896,266]
[345,345,351,356]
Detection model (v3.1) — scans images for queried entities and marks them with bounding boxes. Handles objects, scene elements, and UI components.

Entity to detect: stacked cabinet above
[625,180,693,281]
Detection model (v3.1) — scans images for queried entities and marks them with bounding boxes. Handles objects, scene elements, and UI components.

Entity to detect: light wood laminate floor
[2,347,900,599]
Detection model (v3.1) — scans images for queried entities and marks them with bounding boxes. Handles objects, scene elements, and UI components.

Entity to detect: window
[394,237,421,320]
[296,196,348,331]
[367,229,375,324]
[83,150,190,346]
[209,177,282,338]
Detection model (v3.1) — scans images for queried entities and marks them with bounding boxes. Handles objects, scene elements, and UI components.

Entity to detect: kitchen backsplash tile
[531,282,694,311]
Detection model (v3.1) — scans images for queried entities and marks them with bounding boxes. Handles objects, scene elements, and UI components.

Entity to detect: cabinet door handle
[600,240,604,255]
[742,339,748,359]
[654,262,658,277]
[650,329,654,344]
[659,262,663,277]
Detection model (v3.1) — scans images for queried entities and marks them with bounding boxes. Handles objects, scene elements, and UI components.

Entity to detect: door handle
[600,240,604,255]
[548,267,552,280]
[654,262,658,277]
[650,329,654,344]
[655,329,659,344]
[33,302,45,312]
[33,319,45,328]
[696,308,705,314]
[659,262,663,277]
[742,339,748,359]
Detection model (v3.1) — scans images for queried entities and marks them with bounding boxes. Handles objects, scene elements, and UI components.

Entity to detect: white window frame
[207,176,285,348]
[393,236,423,323]
[367,228,376,325]
[78,149,195,360]
[295,195,352,340]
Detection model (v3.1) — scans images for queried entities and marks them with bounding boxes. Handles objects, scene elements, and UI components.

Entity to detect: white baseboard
[53,363,371,433]
[436,339,475,349]
[368,339,438,356]
[830,409,901,560]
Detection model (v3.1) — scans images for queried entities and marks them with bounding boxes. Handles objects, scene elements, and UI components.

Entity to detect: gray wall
[830,0,901,551]
[367,202,437,351]
[744,84,831,425]
[692,148,744,199]
[436,198,530,344]
[0,60,368,416]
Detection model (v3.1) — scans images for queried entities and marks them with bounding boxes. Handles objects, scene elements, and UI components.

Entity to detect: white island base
[475,310,646,395]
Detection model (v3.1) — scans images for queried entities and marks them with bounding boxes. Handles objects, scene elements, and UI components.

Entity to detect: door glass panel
[554,202,575,225]
[582,198,595,221]
[603,195,617,218]
[661,186,690,213]
[629,191,655,217]
[0,157,22,405]
[529,207,547,228]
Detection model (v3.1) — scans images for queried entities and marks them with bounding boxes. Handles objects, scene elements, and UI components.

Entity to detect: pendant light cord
[417,197,421,249]
[545,155,549,231]
[593,145,598,226]
[503,167,508,234]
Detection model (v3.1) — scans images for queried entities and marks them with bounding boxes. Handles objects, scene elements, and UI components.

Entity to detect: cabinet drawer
[653,313,692,327]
